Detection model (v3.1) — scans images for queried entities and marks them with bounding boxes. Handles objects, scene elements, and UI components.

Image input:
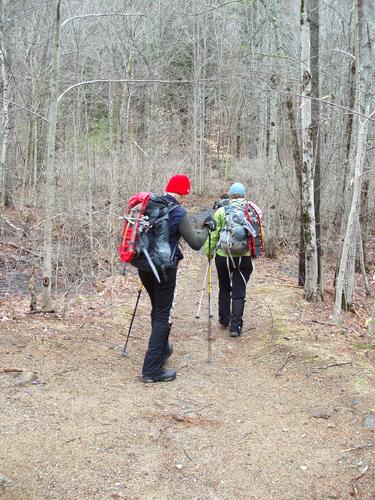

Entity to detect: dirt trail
[0,251,374,499]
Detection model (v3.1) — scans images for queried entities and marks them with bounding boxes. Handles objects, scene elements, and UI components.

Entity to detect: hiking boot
[229,326,242,338]
[142,368,176,383]
[161,342,173,365]
[218,321,229,330]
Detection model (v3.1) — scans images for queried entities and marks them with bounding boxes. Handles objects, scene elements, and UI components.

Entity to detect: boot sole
[142,374,176,383]
[229,331,241,337]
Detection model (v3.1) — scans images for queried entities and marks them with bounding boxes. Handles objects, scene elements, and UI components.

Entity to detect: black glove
[203,215,216,232]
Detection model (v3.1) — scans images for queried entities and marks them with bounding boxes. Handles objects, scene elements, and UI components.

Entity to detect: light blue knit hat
[229,182,246,197]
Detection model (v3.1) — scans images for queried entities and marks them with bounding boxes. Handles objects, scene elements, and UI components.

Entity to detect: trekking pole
[207,231,213,364]
[123,283,143,357]
[195,261,209,319]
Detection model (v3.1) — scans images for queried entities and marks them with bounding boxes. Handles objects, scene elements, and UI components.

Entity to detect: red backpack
[119,192,151,264]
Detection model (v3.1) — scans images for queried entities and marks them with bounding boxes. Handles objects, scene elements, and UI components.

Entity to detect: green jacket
[204,199,251,257]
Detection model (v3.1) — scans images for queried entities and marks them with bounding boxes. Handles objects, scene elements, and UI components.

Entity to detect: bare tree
[367,298,375,342]
[332,0,374,324]
[300,0,318,301]
[310,0,322,296]
[41,3,145,310]
[41,0,62,311]
[0,0,13,207]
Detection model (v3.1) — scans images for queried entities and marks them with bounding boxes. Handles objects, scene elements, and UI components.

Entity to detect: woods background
[0,0,374,325]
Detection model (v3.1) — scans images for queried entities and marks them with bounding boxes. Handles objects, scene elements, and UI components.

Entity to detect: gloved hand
[203,215,216,232]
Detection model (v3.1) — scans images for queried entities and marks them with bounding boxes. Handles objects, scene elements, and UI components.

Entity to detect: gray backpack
[219,202,263,258]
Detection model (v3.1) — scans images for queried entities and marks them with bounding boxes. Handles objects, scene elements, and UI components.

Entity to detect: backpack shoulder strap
[167,202,179,214]
[159,194,179,211]
[149,200,179,228]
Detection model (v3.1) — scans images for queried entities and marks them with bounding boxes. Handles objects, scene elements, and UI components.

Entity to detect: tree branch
[57,78,211,102]
[61,12,146,28]
[191,1,242,16]
[0,98,48,122]
[260,83,375,122]
[5,242,42,259]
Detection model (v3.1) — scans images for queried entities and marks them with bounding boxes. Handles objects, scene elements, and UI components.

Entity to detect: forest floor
[1,249,375,499]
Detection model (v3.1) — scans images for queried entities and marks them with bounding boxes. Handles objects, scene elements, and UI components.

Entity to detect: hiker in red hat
[140,174,215,383]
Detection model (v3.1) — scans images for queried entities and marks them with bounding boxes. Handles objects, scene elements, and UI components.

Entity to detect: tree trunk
[265,75,278,258]
[332,111,369,322]
[84,101,94,254]
[310,0,322,297]
[357,176,369,270]
[42,0,62,311]
[0,1,10,207]
[367,300,375,342]
[192,10,206,194]
[332,0,374,323]
[334,19,358,301]
[334,59,356,290]
[274,18,304,286]
[357,226,371,295]
[300,0,318,302]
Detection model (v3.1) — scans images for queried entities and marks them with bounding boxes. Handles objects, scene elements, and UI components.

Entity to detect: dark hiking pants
[215,255,253,333]
[139,267,177,376]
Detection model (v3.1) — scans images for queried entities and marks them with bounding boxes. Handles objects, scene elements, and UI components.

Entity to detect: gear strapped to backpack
[219,201,264,259]
[119,192,178,283]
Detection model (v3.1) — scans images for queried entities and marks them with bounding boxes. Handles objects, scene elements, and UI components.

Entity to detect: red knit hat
[165,174,191,195]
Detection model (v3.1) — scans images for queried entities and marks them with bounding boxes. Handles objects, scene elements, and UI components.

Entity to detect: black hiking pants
[215,255,253,333]
[139,267,177,376]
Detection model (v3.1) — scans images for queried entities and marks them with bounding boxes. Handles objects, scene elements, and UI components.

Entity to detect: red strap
[243,204,254,257]
[244,203,264,256]
[248,202,264,252]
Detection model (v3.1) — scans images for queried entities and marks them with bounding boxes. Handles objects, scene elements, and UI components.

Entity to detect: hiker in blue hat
[204,182,263,337]
[212,191,230,210]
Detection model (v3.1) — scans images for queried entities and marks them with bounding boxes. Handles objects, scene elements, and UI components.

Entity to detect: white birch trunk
[300,0,318,301]
[0,4,10,207]
[192,15,201,193]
